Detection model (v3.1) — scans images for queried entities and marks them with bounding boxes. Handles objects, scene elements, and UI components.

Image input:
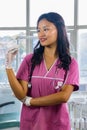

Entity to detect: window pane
[78,0,87,25]
[0,30,25,37]
[30,0,74,26]
[0,31,26,83]
[78,30,87,85]
[0,0,26,27]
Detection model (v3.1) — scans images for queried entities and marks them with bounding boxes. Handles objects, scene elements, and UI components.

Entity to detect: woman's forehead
[38,19,55,28]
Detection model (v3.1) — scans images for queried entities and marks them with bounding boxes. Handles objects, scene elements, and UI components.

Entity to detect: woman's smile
[39,37,47,43]
[37,19,58,47]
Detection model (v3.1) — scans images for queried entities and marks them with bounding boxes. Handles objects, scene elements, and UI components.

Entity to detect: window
[78,30,87,84]
[30,0,74,26]
[0,0,26,27]
[0,31,26,83]
[0,0,87,89]
[78,0,87,25]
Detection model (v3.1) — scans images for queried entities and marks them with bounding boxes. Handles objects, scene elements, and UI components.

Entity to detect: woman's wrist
[21,96,32,106]
[6,65,12,69]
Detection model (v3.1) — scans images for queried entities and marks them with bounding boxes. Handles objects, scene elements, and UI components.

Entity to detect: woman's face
[37,19,58,47]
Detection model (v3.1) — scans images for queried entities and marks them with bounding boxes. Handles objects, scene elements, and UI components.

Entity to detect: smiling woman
[5,12,79,130]
[37,19,57,48]
[0,1,87,130]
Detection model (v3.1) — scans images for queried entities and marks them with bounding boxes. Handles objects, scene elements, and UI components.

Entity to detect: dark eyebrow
[37,25,50,29]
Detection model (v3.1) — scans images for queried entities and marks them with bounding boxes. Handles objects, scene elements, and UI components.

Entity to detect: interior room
[0,0,87,130]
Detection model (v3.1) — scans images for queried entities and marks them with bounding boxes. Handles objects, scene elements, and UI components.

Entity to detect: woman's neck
[44,47,58,58]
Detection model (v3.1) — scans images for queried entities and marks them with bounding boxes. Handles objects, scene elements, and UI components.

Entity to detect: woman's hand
[5,45,18,69]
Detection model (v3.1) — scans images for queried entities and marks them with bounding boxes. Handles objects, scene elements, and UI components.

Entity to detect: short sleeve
[16,54,32,82]
[65,58,79,91]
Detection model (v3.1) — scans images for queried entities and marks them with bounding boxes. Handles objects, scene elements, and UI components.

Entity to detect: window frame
[0,0,87,88]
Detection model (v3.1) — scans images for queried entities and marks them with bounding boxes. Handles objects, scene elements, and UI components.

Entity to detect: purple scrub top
[16,53,79,130]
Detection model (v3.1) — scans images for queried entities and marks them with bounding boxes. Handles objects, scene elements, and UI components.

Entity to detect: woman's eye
[44,28,49,32]
[37,28,50,33]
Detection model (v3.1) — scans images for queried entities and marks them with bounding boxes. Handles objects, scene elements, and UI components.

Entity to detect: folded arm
[29,84,74,106]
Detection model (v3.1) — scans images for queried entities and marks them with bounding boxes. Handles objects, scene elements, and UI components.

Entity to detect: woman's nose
[38,30,46,37]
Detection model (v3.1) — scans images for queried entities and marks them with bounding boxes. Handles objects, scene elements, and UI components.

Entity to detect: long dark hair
[29,12,71,82]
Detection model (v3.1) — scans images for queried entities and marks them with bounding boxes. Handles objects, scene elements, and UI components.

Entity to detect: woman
[6,12,79,130]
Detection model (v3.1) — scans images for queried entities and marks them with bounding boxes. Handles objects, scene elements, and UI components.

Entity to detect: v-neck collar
[43,58,58,73]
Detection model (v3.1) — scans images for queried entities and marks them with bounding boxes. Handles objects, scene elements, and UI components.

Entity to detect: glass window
[78,0,87,25]
[0,30,25,37]
[0,0,26,27]
[78,30,87,84]
[0,31,26,83]
[30,0,74,26]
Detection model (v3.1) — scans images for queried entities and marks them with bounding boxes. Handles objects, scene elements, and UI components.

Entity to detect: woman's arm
[5,45,29,100]
[30,84,74,106]
[6,68,28,100]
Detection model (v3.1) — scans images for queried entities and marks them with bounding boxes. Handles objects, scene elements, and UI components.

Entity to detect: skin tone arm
[6,67,74,106]
[30,84,74,107]
[6,68,28,100]
[6,68,74,106]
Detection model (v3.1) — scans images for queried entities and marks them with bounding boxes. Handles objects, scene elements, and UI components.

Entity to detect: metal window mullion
[0,27,27,30]
[26,0,33,54]
[73,0,78,59]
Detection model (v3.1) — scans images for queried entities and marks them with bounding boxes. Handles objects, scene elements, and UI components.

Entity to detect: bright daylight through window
[0,0,87,89]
